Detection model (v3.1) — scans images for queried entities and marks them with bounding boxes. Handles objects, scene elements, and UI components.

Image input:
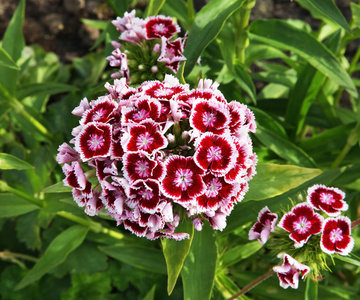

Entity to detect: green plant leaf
[99,242,167,274]
[0,153,33,170]
[0,47,20,70]
[161,0,188,29]
[146,0,166,17]
[296,0,350,32]
[161,219,194,295]
[42,182,72,193]
[183,0,246,76]
[0,193,39,218]
[15,225,88,290]
[244,163,322,201]
[143,285,157,300]
[15,83,78,100]
[351,3,360,28]
[334,254,360,267]
[305,277,318,300]
[181,222,217,300]
[255,126,317,168]
[249,19,357,97]
[81,19,109,30]
[233,63,256,103]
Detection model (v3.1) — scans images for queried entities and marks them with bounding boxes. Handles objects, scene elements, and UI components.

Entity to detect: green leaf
[0,193,39,218]
[351,3,360,28]
[81,19,109,30]
[161,219,194,295]
[255,126,317,168]
[143,285,157,300]
[15,225,88,290]
[15,83,78,100]
[146,0,166,17]
[42,182,72,193]
[16,211,42,251]
[161,0,188,29]
[305,277,318,300]
[249,19,357,97]
[0,47,20,70]
[0,153,33,170]
[181,222,217,300]
[183,0,246,76]
[296,0,351,32]
[251,107,287,139]
[334,254,360,267]
[99,243,167,274]
[223,168,342,234]
[244,163,322,201]
[233,63,256,103]
[219,241,263,269]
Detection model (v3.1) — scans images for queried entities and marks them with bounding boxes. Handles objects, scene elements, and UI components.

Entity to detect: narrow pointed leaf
[42,182,72,193]
[305,277,318,300]
[15,83,78,100]
[0,153,33,170]
[183,0,246,75]
[249,19,357,97]
[146,0,166,17]
[0,47,19,70]
[143,285,157,300]
[0,193,39,218]
[15,225,88,290]
[161,219,194,295]
[181,222,217,300]
[99,243,166,274]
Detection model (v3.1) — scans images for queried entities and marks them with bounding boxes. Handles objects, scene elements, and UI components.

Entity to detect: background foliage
[1,0,360,299]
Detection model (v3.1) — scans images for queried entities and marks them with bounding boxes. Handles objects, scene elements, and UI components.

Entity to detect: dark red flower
[145,15,180,39]
[249,206,278,244]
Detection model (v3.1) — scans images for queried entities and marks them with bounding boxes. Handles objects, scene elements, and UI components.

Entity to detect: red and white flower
[273,253,310,289]
[127,180,161,213]
[249,206,278,244]
[278,203,324,247]
[75,122,112,161]
[307,184,348,217]
[145,15,180,39]
[158,37,186,73]
[161,155,205,203]
[320,216,354,256]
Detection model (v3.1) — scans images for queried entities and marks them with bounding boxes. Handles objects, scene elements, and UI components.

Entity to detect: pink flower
[307,184,348,217]
[106,48,129,80]
[75,122,112,161]
[273,253,310,289]
[81,98,118,125]
[145,15,180,39]
[320,216,354,256]
[161,155,205,202]
[194,132,237,175]
[56,143,80,164]
[278,203,324,247]
[157,37,186,72]
[127,180,161,214]
[249,206,278,244]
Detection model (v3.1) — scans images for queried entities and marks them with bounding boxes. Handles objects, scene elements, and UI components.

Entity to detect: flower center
[330,228,343,243]
[154,88,173,98]
[320,193,335,205]
[138,189,154,201]
[136,132,154,150]
[294,216,311,234]
[205,178,222,197]
[202,111,217,127]
[134,160,150,177]
[174,169,193,190]
[133,109,150,121]
[92,108,106,121]
[87,134,105,151]
[207,146,222,161]
[154,23,166,34]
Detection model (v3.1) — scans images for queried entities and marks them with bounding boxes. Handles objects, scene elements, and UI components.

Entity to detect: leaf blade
[0,153,33,170]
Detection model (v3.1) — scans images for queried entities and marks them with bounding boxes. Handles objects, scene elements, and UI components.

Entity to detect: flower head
[278,203,324,247]
[320,216,354,256]
[273,253,310,289]
[249,206,278,244]
[307,184,348,217]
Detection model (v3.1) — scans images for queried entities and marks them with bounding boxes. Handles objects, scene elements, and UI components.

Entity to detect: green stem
[0,250,38,262]
[227,269,274,300]
[235,0,256,64]
[56,211,125,240]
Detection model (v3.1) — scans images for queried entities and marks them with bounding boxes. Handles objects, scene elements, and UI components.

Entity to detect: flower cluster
[249,184,354,289]
[107,10,186,84]
[57,75,257,240]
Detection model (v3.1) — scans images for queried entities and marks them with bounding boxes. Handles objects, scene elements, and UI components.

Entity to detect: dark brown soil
[0,0,356,62]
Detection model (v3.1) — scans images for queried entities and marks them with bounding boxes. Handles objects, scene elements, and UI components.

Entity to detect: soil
[0,0,357,62]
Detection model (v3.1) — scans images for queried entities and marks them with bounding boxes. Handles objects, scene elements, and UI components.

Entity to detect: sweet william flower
[249,206,278,244]
[273,253,310,289]
[278,203,324,247]
[145,15,180,39]
[320,216,354,256]
[307,184,348,217]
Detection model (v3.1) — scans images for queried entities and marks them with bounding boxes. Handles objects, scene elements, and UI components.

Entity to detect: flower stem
[351,218,360,228]
[226,269,275,300]
[235,0,256,64]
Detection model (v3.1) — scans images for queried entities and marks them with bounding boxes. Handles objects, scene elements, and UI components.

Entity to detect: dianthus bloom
[107,10,186,83]
[249,206,278,244]
[307,184,348,217]
[273,253,310,289]
[57,75,257,240]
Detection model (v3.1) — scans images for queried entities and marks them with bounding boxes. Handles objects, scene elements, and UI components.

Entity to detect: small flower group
[249,184,354,289]
[107,10,186,84]
[58,75,257,240]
